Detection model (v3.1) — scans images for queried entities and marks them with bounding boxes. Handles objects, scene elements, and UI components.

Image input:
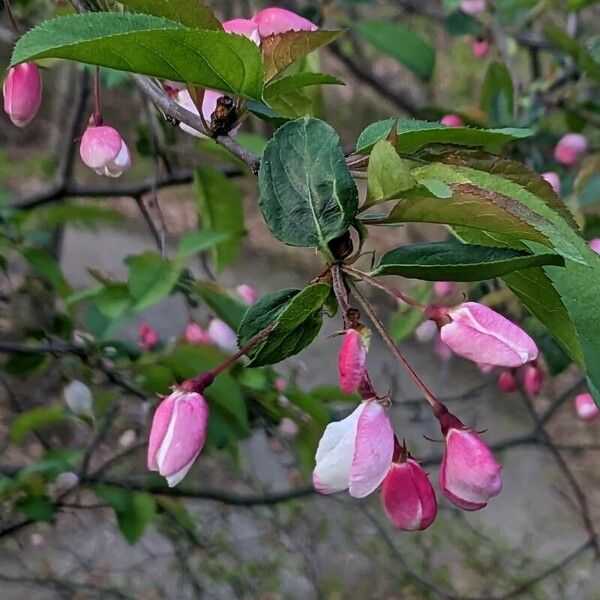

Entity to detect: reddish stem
[92,67,102,126]
[4,0,20,33]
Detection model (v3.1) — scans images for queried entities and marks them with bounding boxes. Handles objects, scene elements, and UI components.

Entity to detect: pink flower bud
[236,284,258,305]
[138,323,159,351]
[441,114,464,127]
[79,125,131,177]
[415,320,438,343]
[472,38,490,59]
[338,327,370,394]
[3,63,42,127]
[207,318,238,353]
[523,363,543,396]
[252,7,318,38]
[574,393,599,422]
[554,133,588,166]
[381,458,437,531]
[275,377,288,392]
[147,391,209,487]
[434,281,455,296]
[223,18,261,45]
[440,426,502,510]
[497,370,517,393]
[460,0,486,14]
[440,302,538,367]
[278,417,299,438]
[542,171,561,195]
[588,238,600,255]
[313,400,394,498]
[184,322,212,345]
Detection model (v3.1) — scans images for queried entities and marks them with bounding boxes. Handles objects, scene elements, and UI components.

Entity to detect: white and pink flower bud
[588,238,600,255]
[79,124,131,177]
[148,391,209,487]
[574,393,599,422]
[138,323,159,351]
[497,370,517,393]
[523,363,543,396]
[434,281,455,296]
[63,380,93,416]
[554,133,588,166]
[184,322,212,345]
[338,327,370,394]
[3,63,42,127]
[381,458,437,531]
[252,7,318,38]
[439,302,538,367]
[207,318,238,353]
[441,114,464,127]
[472,38,490,59]
[313,400,394,498]
[460,0,486,14]
[236,284,258,305]
[414,320,438,343]
[542,171,561,195]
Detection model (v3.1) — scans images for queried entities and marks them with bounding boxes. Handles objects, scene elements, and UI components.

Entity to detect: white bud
[63,380,93,415]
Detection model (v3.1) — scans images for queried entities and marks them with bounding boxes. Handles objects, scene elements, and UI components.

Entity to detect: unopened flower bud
[55,471,80,490]
[554,133,588,166]
[138,323,159,351]
[63,380,93,416]
[472,38,490,59]
[252,7,318,37]
[542,171,561,195]
[338,327,370,394]
[498,370,517,393]
[523,363,543,396]
[184,322,212,345]
[236,284,258,305]
[79,124,131,177]
[208,318,238,353]
[278,417,299,438]
[460,0,486,14]
[574,393,599,422]
[441,114,464,127]
[3,63,42,127]
[415,320,438,343]
[434,281,454,296]
[588,238,600,255]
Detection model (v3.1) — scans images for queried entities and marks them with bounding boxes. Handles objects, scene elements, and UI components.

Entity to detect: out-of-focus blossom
[275,377,288,392]
[138,323,159,351]
[338,327,370,394]
[523,363,543,396]
[63,380,93,416]
[415,320,438,343]
[79,124,131,177]
[435,335,454,362]
[208,318,238,353]
[184,322,212,345]
[3,63,42,127]
[498,370,517,393]
[574,393,599,422]
[460,0,486,14]
[252,7,317,37]
[588,238,600,255]
[554,133,588,166]
[278,417,299,438]
[434,281,455,296]
[441,114,464,127]
[542,171,561,195]
[236,284,258,305]
[472,38,490,59]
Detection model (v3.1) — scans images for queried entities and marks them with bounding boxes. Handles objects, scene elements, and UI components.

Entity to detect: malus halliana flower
[588,238,600,255]
[460,0,486,14]
[542,171,561,195]
[554,133,588,166]
[252,7,318,37]
[184,322,212,345]
[434,281,454,296]
[79,125,131,177]
[523,363,543,396]
[3,63,42,127]
[472,38,490,59]
[574,393,599,422]
[338,327,370,394]
[138,323,159,351]
[439,302,538,367]
[441,114,464,127]
[63,380,93,416]
[313,400,394,498]
[208,318,238,353]
[148,391,209,487]
[236,283,258,305]
[381,458,437,531]
[498,370,517,393]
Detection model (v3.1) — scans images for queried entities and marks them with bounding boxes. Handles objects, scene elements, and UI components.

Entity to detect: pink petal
[541,172,561,195]
[147,393,177,470]
[79,126,123,169]
[338,328,369,394]
[441,114,463,127]
[253,7,317,37]
[3,63,42,127]
[223,18,261,45]
[588,239,600,256]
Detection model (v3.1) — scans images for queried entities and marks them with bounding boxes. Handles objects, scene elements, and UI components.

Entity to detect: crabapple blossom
[138,323,159,351]
[79,124,131,177]
[441,114,464,127]
[472,38,490,58]
[236,284,258,305]
[554,133,588,166]
[574,393,599,422]
[184,322,212,345]
[208,319,238,353]
[3,63,42,127]
[338,327,370,394]
[460,0,486,14]
[252,7,318,37]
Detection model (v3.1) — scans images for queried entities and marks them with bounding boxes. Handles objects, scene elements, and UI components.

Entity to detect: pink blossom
[236,284,258,305]
[523,363,543,396]
[223,18,260,45]
[441,114,464,127]
[138,323,159,351]
[440,302,538,367]
[147,391,209,487]
[588,239,600,255]
[440,426,502,510]
[184,322,212,345]
[472,39,490,59]
[275,377,288,392]
[414,320,438,343]
[381,458,437,531]
[79,125,131,177]
[542,171,561,195]
[460,0,486,14]
[554,133,588,166]
[252,7,318,38]
[434,281,455,296]
[278,417,299,438]
[207,318,238,353]
[338,327,370,394]
[574,393,599,422]
[435,335,453,362]
[313,400,394,498]
[497,370,517,393]
[3,63,42,127]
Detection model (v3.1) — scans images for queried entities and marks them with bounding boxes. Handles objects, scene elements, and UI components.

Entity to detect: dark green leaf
[264,72,344,98]
[119,0,222,29]
[177,230,230,259]
[11,407,67,443]
[480,61,514,127]
[194,281,248,329]
[16,495,54,522]
[444,11,485,37]
[544,24,600,83]
[22,247,71,297]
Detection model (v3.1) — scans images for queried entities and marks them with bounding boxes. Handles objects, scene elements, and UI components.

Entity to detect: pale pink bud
[79,125,131,177]
[184,322,212,345]
[278,417,299,438]
[3,63,42,127]
[236,284,258,305]
[415,320,438,343]
[313,400,394,498]
[147,390,209,487]
[381,459,437,531]
[252,7,318,38]
[460,0,486,14]
[589,238,600,255]
[338,327,370,394]
[434,281,455,296]
[275,377,288,392]
[554,133,588,166]
[440,426,502,510]
[207,318,238,353]
[441,114,464,127]
[440,302,538,367]
[63,380,93,415]
[138,323,159,351]
[223,18,261,45]
[497,370,517,393]
[542,171,561,195]
[435,335,453,361]
[472,39,490,59]
[523,363,543,396]
[574,393,599,422]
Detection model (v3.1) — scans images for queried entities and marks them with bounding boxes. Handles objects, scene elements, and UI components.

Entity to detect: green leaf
[95,283,131,318]
[21,247,71,297]
[264,72,344,98]
[177,230,230,259]
[16,495,54,522]
[237,283,330,366]
[389,284,432,342]
[372,241,564,281]
[444,11,485,37]
[21,203,122,230]
[356,118,531,155]
[194,281,248,330]
[258,118,358,249]
[195,166,244,271]
[11,406,67,443]
[119,0,222,29]
[261,29,343,80]
[480,61,514,127]
[355,21,435,82]
[12,13,263,98]
[544,24,600,83]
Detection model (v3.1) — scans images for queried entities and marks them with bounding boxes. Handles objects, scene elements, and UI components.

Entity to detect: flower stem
[92,67,102,126]
[4,0,20,33]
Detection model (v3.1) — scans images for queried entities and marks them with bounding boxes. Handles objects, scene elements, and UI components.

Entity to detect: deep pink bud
[472,39,490,59]
[338,327,370,394]
[460,0,486,14]
[313,400,394,498]
[440,426,502,510]
[381,458,437,531]
[3,63,42,127]
[574,393,599,422]
[207,318,238,353]
[434,281,455,296]
[79,125,131,177]
[138,323,159,351]
[184,322,212,345]
[440,302,538,367]
[542,171,561,195]
[554,133,588,166]
[236,284,258,305]
[497,370,517,393]
[441,114,464,127]
[588,238,600,255]
[252,7,318,38]
[523,363,543,396]
[147,391,209,487]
